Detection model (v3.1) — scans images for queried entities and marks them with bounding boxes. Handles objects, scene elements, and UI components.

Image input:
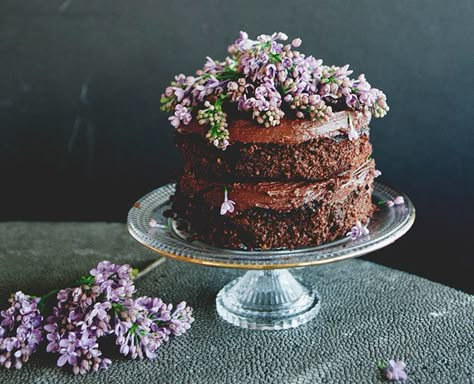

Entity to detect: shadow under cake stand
[127,183,415,331]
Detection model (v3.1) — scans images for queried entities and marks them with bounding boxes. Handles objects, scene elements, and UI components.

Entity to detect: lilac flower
[168,104,192,128]
[346,221,369,240]
[56,331,111,375]
[168,302,194,336]
[291,38,302,47]
[89,261,136,302]
[348,125,360,141]
[161,32,389,150]
[220,139,230,151]
[114,297,193,360]
[149,218,159,228]
[0,292,43,369]
[44,286,102,353]
[345,93,358,108]
[385,360,408,381]
[44,281,114,374]
[81,301,112,338]
[220,188,235,215]
[393,196,405,205]
[347,114,360,141]
[198,100,229,149]
[384,196,404,207]
[3,260,194,374]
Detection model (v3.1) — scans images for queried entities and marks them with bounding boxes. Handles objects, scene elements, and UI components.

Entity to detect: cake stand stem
[216,269,320,330]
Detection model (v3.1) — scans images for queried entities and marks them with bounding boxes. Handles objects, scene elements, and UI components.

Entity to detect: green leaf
[112,302,125,313]
[269,53,282,63]
[131,268,139,279]
[79,275,95,285]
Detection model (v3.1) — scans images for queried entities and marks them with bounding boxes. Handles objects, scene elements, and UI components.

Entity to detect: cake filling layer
[176,129,372,181]
[178,160,374,213]
[178,111,370,145]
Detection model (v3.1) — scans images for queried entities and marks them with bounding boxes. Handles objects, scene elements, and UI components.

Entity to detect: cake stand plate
[127,182,415,330]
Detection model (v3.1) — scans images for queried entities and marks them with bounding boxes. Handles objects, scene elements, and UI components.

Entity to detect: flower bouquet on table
[0,261,193,375]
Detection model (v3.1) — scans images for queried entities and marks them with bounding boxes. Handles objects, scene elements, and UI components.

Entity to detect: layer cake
[160,32,389,250]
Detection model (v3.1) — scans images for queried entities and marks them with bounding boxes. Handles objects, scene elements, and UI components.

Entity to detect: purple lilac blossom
[160,32,390,150]
[385,359,408,381]
[44,260,194,374]
[393,196,405,205]
[114,297,194,360]
[168,301,194,336]
[0,292,43,369]
[45,261,137,374]
[346,221,370,240]
[90,261,136,302]
[44,285,112,374]
[220,188,236,215]
[385,196,404,207]
[149,218,159,228]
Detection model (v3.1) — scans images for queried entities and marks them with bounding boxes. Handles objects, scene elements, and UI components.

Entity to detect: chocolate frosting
[179,160,374,213]
[178,110,371,145]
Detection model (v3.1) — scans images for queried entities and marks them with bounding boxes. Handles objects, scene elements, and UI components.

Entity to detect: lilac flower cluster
[0,261,194,375]
[114,297,193,360]
[44,284,113,375]
[44,261,194,374]
[161,31,389,149]
[0,292,43,369]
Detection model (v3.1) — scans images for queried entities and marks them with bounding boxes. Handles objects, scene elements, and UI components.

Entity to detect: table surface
[0,222,472,384]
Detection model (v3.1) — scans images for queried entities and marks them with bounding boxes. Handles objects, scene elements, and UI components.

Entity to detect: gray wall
[1,0,473,291]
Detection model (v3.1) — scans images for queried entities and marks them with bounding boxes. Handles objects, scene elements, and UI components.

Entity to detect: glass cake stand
[127,183,415,331]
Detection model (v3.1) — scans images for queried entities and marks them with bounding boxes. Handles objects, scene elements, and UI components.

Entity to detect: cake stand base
[216,269,320,330]
[128,182,415,331]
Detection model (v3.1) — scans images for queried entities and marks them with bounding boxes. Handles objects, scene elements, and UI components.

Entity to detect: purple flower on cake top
[161,31,389,149]
[220,188,236,215]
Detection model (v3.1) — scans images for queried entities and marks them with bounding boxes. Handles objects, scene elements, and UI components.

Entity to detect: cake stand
[127,183,415,331]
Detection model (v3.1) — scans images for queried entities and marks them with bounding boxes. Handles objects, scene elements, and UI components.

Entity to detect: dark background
[1,0,473,292]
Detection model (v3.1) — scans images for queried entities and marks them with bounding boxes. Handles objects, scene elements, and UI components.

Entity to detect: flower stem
[38,289,61,312]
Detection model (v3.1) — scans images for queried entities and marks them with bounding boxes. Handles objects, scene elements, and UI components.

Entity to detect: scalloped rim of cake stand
[127,182,415,270]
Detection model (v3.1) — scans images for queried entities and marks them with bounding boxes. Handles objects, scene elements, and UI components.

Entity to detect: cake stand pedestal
[128,183,415,331]
[216,269,320,330]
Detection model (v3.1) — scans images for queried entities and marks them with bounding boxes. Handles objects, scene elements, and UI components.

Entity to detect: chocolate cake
[160,32,389,250]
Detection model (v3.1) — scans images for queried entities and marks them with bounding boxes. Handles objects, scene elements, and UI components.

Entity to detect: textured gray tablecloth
[0,222,472,383]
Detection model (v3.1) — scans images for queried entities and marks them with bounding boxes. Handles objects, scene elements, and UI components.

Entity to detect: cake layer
[178,111,370,145]
[176,129,372,182]
[171,161,375,250]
